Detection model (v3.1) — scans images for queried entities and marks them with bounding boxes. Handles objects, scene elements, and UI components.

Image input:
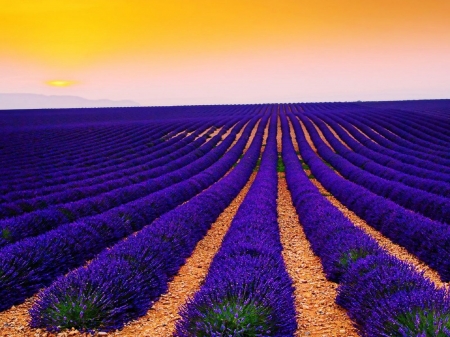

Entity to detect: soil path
[116,173,257,337]
[278,173,358,337]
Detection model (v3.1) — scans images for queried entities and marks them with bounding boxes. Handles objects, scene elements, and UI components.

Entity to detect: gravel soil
[278,173,358,337]
[308,177,446,288]
[0,123,261,337]
[116,173,257,337]
[298,118,446,287]
[304,116,335,150]
[0,116,444,337]
[311,118,351,150]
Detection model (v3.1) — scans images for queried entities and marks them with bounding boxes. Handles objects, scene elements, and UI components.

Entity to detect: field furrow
[1,101,449,336]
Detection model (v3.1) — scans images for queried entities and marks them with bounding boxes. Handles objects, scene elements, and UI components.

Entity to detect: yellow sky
[1,1,449,104]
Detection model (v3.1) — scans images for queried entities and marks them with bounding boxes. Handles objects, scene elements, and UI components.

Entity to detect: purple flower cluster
[337,255,450,336]
[323,111,450,181]
[280,111,380,282]
[175,113,297,337]
[334,109,450,168]
[0,105,238,129]
[0,104,252,172]
[305,101,450,154]
[0,105,260,199]
[288,109,450,282]
[280,109,450,336]
[0,123,179,194]
[0,123,186,202]
[0,119,240,247]
[1,122,173,169]
[349,108,450,155]
[295,112,450,224]
[29,114,270,332]
[0,127,203,217]
[377,111,450,147]
[0,115,260,311]
[307,112,450,197]
[0,118,220,206]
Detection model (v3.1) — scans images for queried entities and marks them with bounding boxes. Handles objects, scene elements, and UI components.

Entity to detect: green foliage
[44,294,103,331]
[389,309,450,337]
[37,200,48,209]
[253,158,262,172]
[322,160,335,170]
[18,202,34,212]
[277,153,285,172]
[194,297,272,337]
[58,208,76,222]
[339,249,371,269]
[232,154,245,168]
[2,228,12,241]
[299,159,310,170]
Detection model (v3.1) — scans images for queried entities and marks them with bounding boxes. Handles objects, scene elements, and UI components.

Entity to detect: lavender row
[308,112,450,196]
[0,124,175,182]
[373,108,450,145]
[0,126,183,192]
[0,104,249,162]
[375,104,450,137]
[305,102,450,168]
[315,109,450,180]
[3,117,234,190]
[312,101,450,147]
[0,120,218,200]
[335,110,450,166]
[359,100,450,130]
[3,118,221,176]
[0,122,106,149]
[3,118,221,179]
[0,121,238,246]
[307,103,450,167]
[29,112,269,333]
[0,121,234,217]
[175,113,296,337]
[352,107,450,152]
[288,112,450,282]
[296,113,450,224]
[0,133,199,213]
[281,111,450,336]
[0,105,255,131]
[0,128,199,202]
[0,115,264,312]
[0,123,199,191]
[0,122,171,172]
[281,111,380,281]
[0,122,154,164]
[318,102,450,150]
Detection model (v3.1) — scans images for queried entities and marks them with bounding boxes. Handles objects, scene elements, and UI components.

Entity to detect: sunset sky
[1,1,449,105]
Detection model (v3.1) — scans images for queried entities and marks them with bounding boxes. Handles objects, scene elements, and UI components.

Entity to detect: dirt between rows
[1,117,444,337]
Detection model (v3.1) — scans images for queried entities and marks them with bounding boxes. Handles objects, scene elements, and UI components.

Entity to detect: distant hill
[0,93,140,110]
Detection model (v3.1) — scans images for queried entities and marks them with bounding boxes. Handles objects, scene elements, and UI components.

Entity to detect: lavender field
[1,101,450,336]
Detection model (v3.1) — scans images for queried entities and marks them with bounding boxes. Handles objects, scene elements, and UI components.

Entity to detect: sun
[46,80,76,87]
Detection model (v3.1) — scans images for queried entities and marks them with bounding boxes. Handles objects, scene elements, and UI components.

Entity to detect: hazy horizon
[0,93,140,110]
[3,93,450,111]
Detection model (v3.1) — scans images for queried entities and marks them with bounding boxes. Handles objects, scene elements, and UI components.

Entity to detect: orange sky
[1,0,449,105]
